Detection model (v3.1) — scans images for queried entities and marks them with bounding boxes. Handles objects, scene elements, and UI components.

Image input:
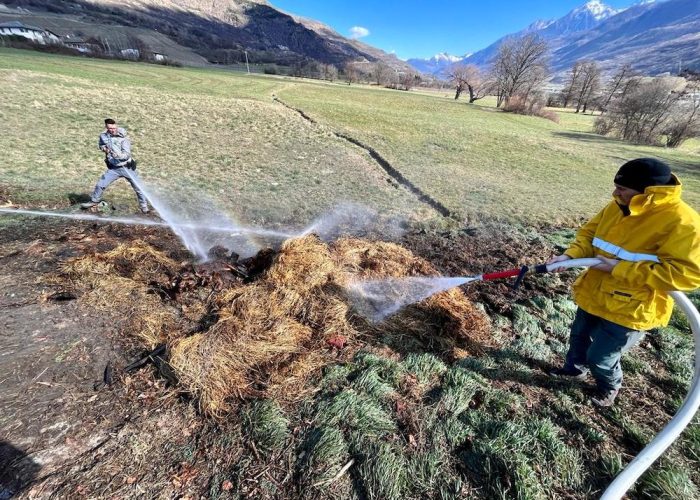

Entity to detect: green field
[2,49,700,499]
[1,48,698,227]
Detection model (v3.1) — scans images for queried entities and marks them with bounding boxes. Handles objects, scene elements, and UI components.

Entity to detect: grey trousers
[564,307,645,392]
[90,167,148,208]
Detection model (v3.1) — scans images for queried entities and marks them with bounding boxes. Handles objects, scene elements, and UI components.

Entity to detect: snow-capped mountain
[459,1,622,69]
[406,52,470,77]
[525,20,555,32]
[537,0,621,37]
[457,0,698,76]
[551,0,698,75]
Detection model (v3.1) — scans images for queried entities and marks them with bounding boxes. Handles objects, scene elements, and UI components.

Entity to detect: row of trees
[343,61,422,90]
[448,34,550,109]
[446,32,699,147]
[560,60,700,147]
[252,59,422,90]
[595,75,699,147]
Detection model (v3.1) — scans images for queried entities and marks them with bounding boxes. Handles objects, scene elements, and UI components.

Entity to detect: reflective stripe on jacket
[565,175,700,330]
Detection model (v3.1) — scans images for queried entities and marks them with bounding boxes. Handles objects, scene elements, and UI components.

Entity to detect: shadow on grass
[456,347,651,496]
[553,131,626,146]
[553,133,699,177]
[67,192,92,205]
[648,156,700,178]
[454,346,598,404]
[0,441,40,498]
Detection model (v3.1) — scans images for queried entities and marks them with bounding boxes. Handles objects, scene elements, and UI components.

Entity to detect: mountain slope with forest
[0,0,413,70]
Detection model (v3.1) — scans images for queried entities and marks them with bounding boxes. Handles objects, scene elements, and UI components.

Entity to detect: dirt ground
[0,218,204,498]
[0,215,564,498]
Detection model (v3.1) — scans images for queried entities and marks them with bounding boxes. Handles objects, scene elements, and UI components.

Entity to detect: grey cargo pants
[90,167,148,209]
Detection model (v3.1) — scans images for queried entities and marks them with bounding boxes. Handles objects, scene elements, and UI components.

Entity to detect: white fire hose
[547,258,700,499]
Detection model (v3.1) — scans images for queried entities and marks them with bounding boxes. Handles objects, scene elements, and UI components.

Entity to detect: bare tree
[398,72,421,91]
[491,33,549,107]
[600,63,636,114]
[344,62,359,84]
[595,76,689,145]
[664,88,700,147]
[573,60,601,113]
[372,62,392,86]
[563,61,584,108]
[450,65,467,100]
[449,64,489,103]
[322,64,338,81]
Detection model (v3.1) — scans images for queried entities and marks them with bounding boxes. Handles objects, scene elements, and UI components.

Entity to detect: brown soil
[0,218,203,498]
[0,217,563,498]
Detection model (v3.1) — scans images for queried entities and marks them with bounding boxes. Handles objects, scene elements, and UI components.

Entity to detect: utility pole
[244,50,250,74]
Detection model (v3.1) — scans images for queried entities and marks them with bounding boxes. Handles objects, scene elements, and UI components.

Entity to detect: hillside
[0,0,415,70]
[0,8,211,66]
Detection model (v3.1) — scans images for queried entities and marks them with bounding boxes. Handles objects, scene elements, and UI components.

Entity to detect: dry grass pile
[60,240,181,347]
[63,235,492,416]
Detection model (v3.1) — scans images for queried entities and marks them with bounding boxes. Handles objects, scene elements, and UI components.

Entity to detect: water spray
[347,264,532,322]
[0,202,399,262]
[121,169,253,260]
[0,208,295,240]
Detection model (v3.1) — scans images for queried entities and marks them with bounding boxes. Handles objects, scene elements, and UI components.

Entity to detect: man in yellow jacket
[548,158,700,407]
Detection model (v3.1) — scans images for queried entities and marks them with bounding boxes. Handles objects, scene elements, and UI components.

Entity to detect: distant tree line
[556,61,700,147]
[442,32,699,147]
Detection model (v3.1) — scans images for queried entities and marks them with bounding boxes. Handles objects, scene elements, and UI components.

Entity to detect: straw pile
[61,240,181,347]
[62,235,491,416]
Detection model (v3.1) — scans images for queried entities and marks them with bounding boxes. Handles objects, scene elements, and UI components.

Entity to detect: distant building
[0,21,60,45]
[119,48,140,60]
[61,36,96,53]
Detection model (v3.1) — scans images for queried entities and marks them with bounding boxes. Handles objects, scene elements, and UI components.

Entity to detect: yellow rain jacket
[564,175,700,330]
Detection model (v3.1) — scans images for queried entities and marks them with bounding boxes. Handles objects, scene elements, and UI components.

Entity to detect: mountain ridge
[407,0,699,78]
[0,0,415,71]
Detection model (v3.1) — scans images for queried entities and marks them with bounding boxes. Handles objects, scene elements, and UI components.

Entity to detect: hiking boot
[549,366,589,381]
[140,206,150,214]
[80,201,98,209]
[592,388,619,408]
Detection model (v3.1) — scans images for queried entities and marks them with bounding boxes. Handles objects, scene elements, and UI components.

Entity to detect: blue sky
[270,0,640,60]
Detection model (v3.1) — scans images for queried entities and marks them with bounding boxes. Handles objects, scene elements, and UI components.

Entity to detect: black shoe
[140,206,150,214]
[549,366,589,381]
[592,388,619,407]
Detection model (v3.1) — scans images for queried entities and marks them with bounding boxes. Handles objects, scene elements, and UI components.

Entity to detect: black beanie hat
[614,158,672,193]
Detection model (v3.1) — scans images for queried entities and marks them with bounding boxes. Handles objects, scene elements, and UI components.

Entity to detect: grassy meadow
[2,48,699,227]
[2,48,700,499]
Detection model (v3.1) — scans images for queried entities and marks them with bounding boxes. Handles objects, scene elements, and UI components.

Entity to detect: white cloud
[349,26,370,39]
